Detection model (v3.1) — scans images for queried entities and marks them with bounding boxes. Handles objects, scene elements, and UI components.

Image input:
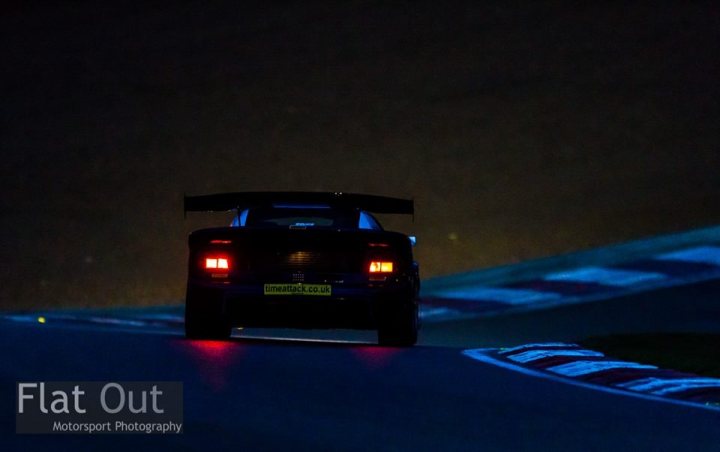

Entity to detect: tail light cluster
[368,261,394,273]
[202,253,231,279]
[201,239,233,277]
[367,242,396,276]
[205,257,229,270]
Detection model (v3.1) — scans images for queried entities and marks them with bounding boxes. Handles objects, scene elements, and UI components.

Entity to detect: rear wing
[184,192,414,215]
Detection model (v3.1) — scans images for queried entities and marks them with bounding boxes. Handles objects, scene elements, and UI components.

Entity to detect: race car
[183,191,420,346]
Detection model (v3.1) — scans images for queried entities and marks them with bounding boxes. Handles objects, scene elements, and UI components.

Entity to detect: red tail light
[204,256,230,271]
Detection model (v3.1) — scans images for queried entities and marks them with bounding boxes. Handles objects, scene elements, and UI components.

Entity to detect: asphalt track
[3,280,720,451]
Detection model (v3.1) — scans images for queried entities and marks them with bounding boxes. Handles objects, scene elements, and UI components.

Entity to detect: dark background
[2,1,719,309]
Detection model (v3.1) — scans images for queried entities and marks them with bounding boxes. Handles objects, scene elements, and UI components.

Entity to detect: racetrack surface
[3,280,720,451]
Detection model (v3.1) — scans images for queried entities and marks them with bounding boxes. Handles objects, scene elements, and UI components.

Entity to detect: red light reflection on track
[350,346,400,369]
[177,340,242,391]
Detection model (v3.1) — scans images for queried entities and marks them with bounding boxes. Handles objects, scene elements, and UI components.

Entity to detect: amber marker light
[369,261,394,273]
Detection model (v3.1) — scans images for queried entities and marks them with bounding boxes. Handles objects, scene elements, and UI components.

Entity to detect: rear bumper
[227,297,378,329]
[187,279,415,330]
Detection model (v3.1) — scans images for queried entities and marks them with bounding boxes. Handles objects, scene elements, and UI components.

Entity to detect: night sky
[2,1,719,309]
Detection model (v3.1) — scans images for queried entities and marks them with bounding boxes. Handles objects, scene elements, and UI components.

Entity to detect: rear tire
[377,300,418,346]
[185,286,232,340]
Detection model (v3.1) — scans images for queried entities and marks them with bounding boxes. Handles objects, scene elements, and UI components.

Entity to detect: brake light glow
[205,257,230,269]
[369,261,394,273]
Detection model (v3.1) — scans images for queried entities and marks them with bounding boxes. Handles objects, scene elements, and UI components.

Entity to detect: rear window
[245,208,358,229]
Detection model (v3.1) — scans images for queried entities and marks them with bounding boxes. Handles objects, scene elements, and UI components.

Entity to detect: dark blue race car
[183,192,420,346]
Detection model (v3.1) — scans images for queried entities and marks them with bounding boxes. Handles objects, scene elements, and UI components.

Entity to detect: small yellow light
[37,316,46,324]
[369,261,394,273]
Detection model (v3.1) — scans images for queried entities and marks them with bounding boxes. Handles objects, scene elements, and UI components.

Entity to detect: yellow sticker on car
[263,283,332,296]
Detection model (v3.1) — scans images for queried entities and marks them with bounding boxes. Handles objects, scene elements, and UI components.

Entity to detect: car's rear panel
[187,227,417,329]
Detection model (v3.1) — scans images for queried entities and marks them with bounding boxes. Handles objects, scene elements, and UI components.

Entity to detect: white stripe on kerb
[89,317,147,327]
[653,382,720,396]
[433,287,560,305]
[619,377,720,394]
[657,246,720,267]
[499,343,578,355]
[544,267,665,287]
[547,360,657,377]
[461,349,720,413]
[507,349,604,364]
